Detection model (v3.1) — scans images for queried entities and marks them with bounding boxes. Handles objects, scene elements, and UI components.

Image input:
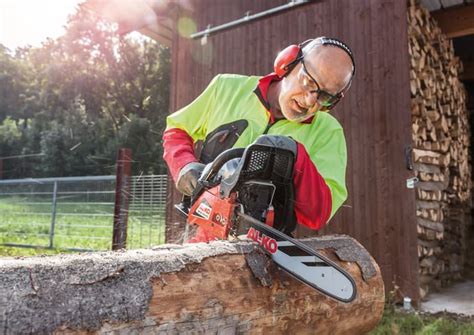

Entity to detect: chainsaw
[175,143,356,303]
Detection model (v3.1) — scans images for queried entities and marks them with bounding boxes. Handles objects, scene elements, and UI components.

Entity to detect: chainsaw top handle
[191,147,245,204]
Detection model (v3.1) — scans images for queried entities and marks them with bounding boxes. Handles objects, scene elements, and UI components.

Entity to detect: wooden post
[112,148,132,250]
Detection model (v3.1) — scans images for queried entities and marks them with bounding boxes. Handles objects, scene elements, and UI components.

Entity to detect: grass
[371,302,474,335]
[0,245,61,257]
[0,196,166,256]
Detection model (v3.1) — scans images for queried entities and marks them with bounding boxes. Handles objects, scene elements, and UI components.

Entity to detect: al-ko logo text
[247,227,277,254]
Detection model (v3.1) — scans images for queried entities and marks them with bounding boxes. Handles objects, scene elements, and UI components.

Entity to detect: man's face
[277,45,353,122]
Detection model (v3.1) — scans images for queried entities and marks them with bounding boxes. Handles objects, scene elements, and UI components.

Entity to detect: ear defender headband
[273,37,355,78]
[273,37,355,111]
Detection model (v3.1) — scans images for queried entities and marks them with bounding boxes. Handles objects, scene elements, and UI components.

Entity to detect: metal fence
[127,175,167,249]
[0,175,167,251]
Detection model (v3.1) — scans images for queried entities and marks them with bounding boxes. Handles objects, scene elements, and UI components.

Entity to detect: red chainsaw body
[183,144,292,242]
[187,185,237,240]
[187,185,275,241]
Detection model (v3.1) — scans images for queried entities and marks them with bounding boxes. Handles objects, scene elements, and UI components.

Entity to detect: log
[416,180,448,192]
[416,189,446,201]
[412,148,451,167]
[0,236,384,335]
[416,200,441,210]
[417,217,444,232]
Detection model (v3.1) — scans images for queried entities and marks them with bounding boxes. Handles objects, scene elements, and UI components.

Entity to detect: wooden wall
[165,0,419,301]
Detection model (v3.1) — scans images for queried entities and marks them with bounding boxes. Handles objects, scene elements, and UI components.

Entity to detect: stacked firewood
[408,2,471,299]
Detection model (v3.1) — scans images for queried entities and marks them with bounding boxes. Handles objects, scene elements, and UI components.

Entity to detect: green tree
[0,4,170,179]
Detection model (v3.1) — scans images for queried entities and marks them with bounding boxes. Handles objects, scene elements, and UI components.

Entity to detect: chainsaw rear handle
[191,147,245,203]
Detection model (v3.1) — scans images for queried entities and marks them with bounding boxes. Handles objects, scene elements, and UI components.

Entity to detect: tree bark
[0,236,384,335]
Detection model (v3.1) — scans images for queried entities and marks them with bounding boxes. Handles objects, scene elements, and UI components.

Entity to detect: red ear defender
[273,44,301,77]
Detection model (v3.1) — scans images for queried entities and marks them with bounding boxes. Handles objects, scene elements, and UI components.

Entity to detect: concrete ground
[421,280,474,316]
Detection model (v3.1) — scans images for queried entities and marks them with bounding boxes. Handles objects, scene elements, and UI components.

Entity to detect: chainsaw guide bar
[238,212,357,303]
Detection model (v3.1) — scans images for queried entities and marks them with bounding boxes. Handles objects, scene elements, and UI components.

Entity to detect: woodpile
[0,238,385,334]
[408,1,471,299]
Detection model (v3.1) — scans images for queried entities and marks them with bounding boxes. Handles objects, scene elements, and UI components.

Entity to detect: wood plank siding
[165,0,419,301]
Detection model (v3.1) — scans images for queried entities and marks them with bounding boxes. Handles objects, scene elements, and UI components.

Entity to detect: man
[163,37,355,240]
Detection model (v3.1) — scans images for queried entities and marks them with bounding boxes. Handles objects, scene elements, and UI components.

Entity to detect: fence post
[49,181,58,249]
[112,148,132,250]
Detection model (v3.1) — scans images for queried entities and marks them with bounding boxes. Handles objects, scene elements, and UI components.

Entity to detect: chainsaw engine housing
[184,143,295,240]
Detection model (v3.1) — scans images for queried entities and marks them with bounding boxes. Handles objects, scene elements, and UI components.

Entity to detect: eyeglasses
[297,59,344,110]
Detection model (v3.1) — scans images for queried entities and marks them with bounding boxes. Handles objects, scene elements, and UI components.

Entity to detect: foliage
[0,117,21,149]
[0,4,170,179]
[370,303,474,335]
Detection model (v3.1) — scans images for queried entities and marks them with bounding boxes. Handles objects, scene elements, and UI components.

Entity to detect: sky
[0,0,84,51]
